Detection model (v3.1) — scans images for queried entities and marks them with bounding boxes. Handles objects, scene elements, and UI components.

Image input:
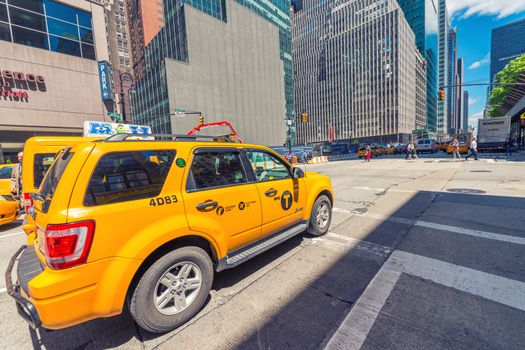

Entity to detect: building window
[0,0,95,60]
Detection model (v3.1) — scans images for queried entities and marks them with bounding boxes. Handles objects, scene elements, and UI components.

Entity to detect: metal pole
[120,77,125,122]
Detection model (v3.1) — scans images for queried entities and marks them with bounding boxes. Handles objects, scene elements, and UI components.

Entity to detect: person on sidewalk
[465,137,479,160]
[452,139,461,160]
[412,142,419,160]
[365,145,372,162]
[405,142,413,160]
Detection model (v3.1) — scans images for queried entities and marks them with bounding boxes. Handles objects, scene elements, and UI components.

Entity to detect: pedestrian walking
[452,139,461,160]
[465,137,479,160]
[405,142,413,160]
[10,151,23,197]
[412,142,419,160]
[505,136,513,157]
[365,145,372,162]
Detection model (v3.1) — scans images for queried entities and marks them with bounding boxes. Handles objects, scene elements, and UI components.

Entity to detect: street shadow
[232,190,525,350]
[22,189,525,349]
[0,219,23,233]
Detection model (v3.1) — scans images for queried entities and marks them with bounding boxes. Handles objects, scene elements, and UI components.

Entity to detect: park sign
[83,121,152,138]
[98,61,113,101]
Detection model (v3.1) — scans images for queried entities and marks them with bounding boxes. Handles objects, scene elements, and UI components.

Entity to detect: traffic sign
[520,111,525,119]
[108,112,122,122]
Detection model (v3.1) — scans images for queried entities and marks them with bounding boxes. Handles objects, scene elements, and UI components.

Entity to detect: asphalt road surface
[1,151,524,349]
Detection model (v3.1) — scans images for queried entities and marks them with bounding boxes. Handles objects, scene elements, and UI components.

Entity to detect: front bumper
[5,245,42,328]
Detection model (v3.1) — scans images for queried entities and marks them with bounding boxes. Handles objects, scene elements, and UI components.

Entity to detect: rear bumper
[5,245,42,329]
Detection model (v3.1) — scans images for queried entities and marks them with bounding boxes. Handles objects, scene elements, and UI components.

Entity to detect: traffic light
[199,115,204,125]
[438,90,445,101]
[301,112,309,123]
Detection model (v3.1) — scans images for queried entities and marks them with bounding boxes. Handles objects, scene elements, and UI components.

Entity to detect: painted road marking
[346,211,525,247]
[325,250,525,350]
[0,287,6,294]
[0,231,24,239]
[318,232,391,257]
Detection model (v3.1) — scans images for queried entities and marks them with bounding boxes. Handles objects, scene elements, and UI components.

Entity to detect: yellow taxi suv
[6,134,334,334]
[0,164,20,226]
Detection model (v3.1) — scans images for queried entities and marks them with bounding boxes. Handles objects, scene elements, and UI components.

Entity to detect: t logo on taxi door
[281,191,293,211]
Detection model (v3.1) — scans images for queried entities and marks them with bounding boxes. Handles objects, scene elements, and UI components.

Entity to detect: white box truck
[477,117,511,152]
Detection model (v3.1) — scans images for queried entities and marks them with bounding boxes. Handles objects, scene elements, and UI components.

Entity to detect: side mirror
[293,167,305,179]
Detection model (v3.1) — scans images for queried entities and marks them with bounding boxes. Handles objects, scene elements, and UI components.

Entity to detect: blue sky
[448,0,525,127]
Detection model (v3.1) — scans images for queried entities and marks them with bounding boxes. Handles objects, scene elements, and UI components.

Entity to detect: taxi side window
[187,151,246,191]
[245,150,290,182]
[84,150,176,206]
[0,166,12,179]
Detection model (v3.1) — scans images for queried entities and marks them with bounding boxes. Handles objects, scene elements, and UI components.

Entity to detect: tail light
[43,221,95,269]
[23,192,33,214]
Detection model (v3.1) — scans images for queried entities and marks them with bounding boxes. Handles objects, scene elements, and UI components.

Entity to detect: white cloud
[448,0,525,19]
[468,53,490,70]
[468,97,480,106]
[468,111,484,127]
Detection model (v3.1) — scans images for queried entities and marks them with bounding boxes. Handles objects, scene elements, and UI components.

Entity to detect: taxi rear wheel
[307,195,332,237]
[129,246,213,333]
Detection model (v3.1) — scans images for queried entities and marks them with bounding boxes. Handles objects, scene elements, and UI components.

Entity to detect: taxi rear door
[182,148,262,253]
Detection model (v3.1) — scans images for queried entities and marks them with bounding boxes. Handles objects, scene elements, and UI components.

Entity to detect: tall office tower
[447,28,457,134]
[437,0,448,134]
[455,58,464,133]
[130,0,293,143]
[463,90,469,132]
[105,0,134,117]
[415,49,428,130]
[130,0,287,145]
[397,0,439,132]
[293,0,417,145]
[490,18,525,84]
[126,0,164,80]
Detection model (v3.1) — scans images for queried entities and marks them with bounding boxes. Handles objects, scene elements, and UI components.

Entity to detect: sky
[447,0,525,127]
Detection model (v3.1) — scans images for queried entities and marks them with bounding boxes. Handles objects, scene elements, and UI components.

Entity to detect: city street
[1,151,525,349]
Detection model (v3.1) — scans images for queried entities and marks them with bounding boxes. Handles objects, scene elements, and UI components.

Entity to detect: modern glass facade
[397,0,438,132]
[447,27,457,134]
[490,18,525,84]
[131,0,292,135]
[0,0,95,60]
[437,0,448,134]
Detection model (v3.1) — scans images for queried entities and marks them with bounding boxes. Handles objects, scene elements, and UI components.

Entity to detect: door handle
[196,201,219,211]
[264,189,278,197]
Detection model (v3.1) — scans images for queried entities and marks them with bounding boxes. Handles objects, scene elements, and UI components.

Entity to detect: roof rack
[103,133,235,143]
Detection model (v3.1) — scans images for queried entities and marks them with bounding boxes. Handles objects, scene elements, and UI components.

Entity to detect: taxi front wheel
[307,195,332,237]
[129,246,213,333]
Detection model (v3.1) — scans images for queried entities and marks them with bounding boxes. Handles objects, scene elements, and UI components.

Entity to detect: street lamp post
[119,72,134,122]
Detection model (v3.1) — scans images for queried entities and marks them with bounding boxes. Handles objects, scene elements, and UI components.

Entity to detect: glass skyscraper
[490,18,525,84]
[131,0,293,135]
[437,0,448,134]
[397,0,438,132]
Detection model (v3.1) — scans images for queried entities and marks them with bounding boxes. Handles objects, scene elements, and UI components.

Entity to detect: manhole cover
[469,170,492,173]
[446,188,487,194]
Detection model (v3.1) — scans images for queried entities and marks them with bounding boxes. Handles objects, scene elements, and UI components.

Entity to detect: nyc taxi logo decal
[281,191,293,211]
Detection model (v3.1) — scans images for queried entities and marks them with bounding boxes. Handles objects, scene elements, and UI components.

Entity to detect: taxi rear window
[34,153,57,189]
[0,166,12,179]
[84,150,176,206]
[39,149,74,209]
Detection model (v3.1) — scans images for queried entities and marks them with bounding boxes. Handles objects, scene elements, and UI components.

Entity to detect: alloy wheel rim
[316,202,330,229]
[153,261,202,315]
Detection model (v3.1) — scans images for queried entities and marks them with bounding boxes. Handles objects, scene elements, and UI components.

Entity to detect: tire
[129,246,213,333]
[307,195,332,237]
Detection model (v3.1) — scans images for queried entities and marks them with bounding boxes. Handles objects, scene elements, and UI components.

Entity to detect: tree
[488,54,525,117]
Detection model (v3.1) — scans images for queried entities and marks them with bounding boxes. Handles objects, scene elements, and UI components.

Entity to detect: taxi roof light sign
[83,121,152,138]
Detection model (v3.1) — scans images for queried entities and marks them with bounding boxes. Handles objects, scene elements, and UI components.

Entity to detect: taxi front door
[182,148,262,253]
[244,149,306,239]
